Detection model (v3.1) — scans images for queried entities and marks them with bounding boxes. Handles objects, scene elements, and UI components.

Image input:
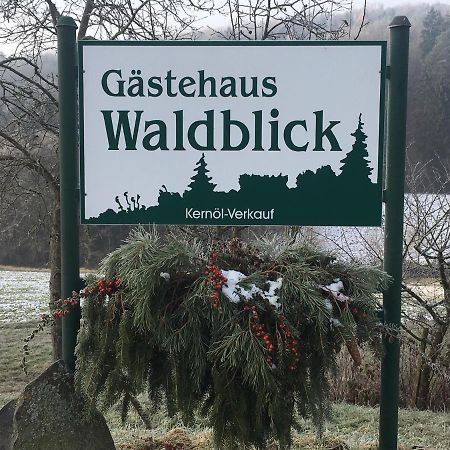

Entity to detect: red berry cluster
[52,277,121,319]
[53,291,81,319]
[53,309,64,319]
[94,277,121,296]
[244,304,275,366]
[278,314,300,371]
[204,251,227,309]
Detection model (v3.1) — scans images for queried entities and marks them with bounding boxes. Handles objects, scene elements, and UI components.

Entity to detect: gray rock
[10,360,115,450]
[0,400,16,450]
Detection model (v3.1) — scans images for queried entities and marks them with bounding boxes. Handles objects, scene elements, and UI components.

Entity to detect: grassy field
[0,321,53,404]
[1,320,449,450]
[1,269,449,449]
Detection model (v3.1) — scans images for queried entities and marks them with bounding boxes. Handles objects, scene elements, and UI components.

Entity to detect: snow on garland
[28,230,390,450]
[221,269,282,308]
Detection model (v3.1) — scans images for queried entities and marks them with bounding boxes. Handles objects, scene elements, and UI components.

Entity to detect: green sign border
[78,40,387,226]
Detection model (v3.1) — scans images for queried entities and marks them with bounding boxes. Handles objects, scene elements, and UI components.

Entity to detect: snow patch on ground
[0,270,50,322]
[0,269,89,322]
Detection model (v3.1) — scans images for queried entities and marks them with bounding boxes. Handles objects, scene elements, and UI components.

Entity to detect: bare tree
[0,0,360,359]
[211,0,355,40]
[0,0,213,359]
[316,159,450,409]
[402,160,450,409]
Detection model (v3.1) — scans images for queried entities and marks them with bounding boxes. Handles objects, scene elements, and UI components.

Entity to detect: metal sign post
[57,16,81,372]
[379,16,411,450]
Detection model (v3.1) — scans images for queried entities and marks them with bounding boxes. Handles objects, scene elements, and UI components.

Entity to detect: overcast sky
[1,0,449,56]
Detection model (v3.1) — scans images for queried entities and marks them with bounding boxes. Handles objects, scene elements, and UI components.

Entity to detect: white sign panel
[79,41,386,225]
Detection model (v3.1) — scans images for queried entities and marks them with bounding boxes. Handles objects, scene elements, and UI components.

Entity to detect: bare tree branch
[0,58,58,106]
[44,0,61,28]
[78,0,95,40]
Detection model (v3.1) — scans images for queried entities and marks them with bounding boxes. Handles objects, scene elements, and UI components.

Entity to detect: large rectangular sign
[79,41,386,226]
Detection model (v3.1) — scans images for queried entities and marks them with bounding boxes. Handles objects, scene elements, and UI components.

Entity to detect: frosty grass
[0,270,50,322]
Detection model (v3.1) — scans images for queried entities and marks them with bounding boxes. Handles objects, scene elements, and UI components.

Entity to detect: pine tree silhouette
[339,114,373,183]
[185,153,217,196]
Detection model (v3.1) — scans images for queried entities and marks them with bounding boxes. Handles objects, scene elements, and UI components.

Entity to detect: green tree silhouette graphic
[185,153,217,197]
[339,114,373,184]
[89,120,382,226]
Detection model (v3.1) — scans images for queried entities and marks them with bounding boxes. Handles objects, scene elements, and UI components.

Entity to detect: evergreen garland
[75,229,390,449]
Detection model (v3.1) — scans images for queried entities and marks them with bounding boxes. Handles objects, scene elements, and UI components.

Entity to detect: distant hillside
[355,3,450,186]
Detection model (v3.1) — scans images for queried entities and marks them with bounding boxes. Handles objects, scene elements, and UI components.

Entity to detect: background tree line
[358,3,450,182]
